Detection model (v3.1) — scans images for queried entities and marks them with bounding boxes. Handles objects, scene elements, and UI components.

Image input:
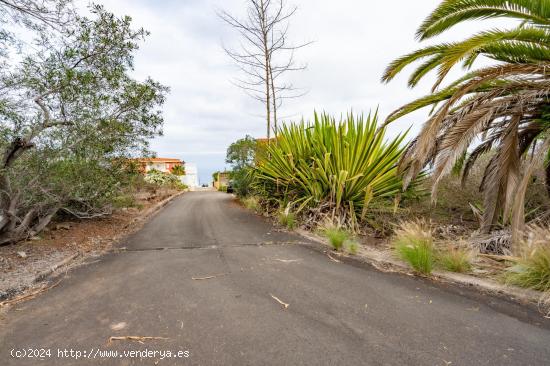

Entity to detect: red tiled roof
[134,158,183,163]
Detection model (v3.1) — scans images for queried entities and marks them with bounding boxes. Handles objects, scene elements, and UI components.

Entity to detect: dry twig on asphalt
[327,252,341,263]
[191,273,227,281]
[0,279,62,308]
[273,258,301,263]
[270,294,289,309]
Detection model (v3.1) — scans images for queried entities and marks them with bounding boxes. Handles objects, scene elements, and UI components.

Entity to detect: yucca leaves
[253,112,408,226]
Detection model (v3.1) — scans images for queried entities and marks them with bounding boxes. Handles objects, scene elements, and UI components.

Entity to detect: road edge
[0,191,184,304]
[294,228,543,305]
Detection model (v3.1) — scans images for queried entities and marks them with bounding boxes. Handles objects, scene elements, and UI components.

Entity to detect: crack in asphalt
[111,240,309,253]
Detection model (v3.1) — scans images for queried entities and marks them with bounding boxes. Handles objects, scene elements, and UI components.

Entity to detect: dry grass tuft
[393,220,434,274]
[437,243,473,273]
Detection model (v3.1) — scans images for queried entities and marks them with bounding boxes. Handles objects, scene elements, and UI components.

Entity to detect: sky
[88,0,504,184]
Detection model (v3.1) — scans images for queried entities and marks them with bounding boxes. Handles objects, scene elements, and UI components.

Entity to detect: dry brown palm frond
[397,64,549,190]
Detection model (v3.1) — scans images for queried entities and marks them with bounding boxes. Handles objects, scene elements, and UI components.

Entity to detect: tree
[381,0,550,251]
[219,0,309,140]
[0,4,168,244]
[226,135,258,169]
[171,165,186,176]
[226,135,259,196]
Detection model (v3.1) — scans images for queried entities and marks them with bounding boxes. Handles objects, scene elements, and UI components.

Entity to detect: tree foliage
[0,3,168,244]
[382,0,550,248]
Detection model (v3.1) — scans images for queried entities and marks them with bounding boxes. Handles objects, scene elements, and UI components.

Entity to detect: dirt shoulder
[0,189,183,301]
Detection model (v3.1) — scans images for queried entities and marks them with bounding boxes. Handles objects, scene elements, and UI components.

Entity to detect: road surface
[1,192,550,365]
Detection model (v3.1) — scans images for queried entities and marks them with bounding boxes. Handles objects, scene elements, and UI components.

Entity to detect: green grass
[242,196,260,212]
[506,246,550,292]
[393,221,434,274]
[437,247,472,273]
[278,211,296,230]
[112,194,137,208]
[345,240,359,255]
[323,227,349,251]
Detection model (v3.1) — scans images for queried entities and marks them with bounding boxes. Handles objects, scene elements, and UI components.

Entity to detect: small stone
[29,236,41,241]
[110,322,127,331]
[17,251,27,258]
[55,223,71,230]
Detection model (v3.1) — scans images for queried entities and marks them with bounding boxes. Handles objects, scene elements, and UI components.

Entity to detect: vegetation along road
[1,192,549,365]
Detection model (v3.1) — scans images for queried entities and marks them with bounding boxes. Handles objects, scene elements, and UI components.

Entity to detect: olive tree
[0,4,168,244]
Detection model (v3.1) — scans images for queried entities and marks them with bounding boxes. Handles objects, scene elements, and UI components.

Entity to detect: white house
[182,162,199,188]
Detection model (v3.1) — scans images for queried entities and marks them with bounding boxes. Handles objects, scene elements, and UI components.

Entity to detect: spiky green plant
[253,112,409,226]
[382,0,550,251]
[278,208,297,230]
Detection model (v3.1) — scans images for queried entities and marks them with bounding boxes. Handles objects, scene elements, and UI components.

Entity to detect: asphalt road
[1,192,550,366]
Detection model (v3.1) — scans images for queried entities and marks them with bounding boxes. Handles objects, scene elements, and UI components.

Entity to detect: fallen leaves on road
[270,294,289,309]
[107,336,169,345]
[0,279,62,308]
[191,273,227,281]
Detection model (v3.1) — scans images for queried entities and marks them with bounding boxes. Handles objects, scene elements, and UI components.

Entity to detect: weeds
[393,220,434,274]
[279,211,296,230]
[323,226,349,251]
[345,240,359,255]
[242,196,260,212]
[437,245,472,273]
[506,227,550,292]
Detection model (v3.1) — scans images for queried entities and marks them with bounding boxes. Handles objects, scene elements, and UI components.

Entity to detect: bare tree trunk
[219,0,309,143]
[270,64,278,138]
[260,0,271,142]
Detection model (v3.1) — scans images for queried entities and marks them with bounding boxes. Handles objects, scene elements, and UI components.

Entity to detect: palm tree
[382,0,550,250]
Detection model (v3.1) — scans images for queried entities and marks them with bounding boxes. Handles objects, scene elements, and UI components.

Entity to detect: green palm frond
[417,0,550,40]
[383,0,550,242]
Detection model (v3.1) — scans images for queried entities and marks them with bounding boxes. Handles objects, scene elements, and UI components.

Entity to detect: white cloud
[90,0,513,183]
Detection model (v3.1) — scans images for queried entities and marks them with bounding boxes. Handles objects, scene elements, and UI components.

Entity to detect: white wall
[182,162,199,187]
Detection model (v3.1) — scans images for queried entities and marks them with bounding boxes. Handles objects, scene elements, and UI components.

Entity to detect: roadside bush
[345,240,359,255]
[145,170,186,190]
[393,220,434,274]
[278,207,296,230]
[253,112,413,229]
[323,226,349,251]
[437,245,472,273]
[506,226,550,293]
[242,196,260,212]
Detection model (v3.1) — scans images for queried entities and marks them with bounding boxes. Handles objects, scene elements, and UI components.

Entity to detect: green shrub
[171,165,186,176]
[346,240,359,255]
[437,246,472,273]
[144,170,186,190]
[242,196,260,212]
[506,226,550,293]
[393,221,434,274]
[112,194,137,208]
[323,226,349,251]
[278,210,296,230]
[253,112,412,228]
[218,185,228,192]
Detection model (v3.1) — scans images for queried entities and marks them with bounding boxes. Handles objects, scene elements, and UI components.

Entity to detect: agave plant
[382,0,550,248]
[253,112,409,228]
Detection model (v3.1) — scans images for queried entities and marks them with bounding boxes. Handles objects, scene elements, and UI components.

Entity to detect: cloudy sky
[90,0,501,184]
